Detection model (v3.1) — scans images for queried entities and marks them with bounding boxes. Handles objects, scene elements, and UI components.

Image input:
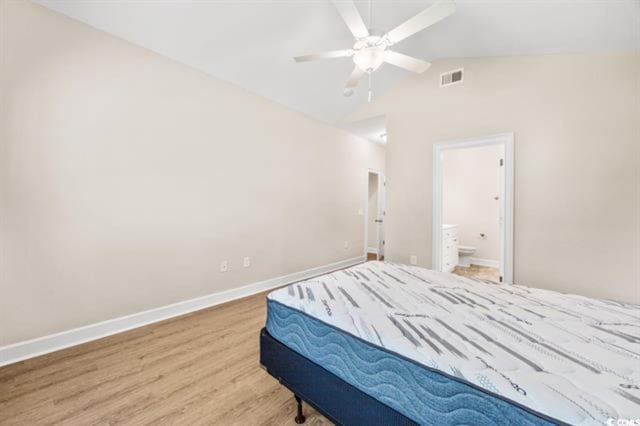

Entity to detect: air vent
[440,68,463,87]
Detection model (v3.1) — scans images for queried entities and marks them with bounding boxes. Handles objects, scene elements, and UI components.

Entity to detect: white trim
[367,247,379,254]
[432,132,515,284]
[468,258,500,269]
[364,169,385,260]
[0,256,365,367]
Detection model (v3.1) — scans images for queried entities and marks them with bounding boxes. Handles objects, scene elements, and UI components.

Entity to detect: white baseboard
[367,247,378,254]
[0,255,365,367]
[469,257,500,268]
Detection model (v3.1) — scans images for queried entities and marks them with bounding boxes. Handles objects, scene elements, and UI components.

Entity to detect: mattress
[266,261,640,426]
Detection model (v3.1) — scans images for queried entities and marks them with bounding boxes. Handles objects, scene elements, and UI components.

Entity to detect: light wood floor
[0,292,331,425]
[366,253,383,261]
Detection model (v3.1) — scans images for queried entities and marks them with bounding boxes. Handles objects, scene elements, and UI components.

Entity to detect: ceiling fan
[294,0,456,97]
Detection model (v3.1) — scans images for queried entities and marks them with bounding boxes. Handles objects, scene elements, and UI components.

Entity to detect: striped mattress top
[268,261,640,425]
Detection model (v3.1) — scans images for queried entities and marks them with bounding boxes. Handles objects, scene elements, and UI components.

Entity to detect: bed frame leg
[294,395,306,424]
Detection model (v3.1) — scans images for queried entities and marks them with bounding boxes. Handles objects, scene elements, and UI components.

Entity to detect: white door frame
[364,169,385,260]
[432,133,514,283]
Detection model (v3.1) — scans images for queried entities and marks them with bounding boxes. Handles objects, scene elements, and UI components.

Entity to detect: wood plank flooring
[0,292,331,425]
[366,253,383,261]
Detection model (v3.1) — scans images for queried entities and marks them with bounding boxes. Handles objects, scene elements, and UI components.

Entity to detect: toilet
[458,245,476,267]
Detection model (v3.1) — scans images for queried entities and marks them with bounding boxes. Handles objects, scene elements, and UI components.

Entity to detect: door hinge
[499,276,503,283]
[499,159,504,167]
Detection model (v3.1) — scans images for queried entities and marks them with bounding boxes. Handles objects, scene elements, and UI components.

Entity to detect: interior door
[377,173,386,260]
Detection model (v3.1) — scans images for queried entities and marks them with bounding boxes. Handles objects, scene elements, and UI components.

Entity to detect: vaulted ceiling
[36,0,640,124]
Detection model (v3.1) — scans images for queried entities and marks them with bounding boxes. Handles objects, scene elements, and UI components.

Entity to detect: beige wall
[350,52,640,303]
[443,145,501,263]
[0,1,385,346]
[367,172,379,250]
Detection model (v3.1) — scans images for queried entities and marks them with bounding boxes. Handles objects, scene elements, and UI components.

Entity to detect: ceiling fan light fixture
[353,46,387,73]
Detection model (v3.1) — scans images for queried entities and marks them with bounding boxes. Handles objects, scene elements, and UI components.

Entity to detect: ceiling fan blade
[331,0,369,39]
[345,66,365,93]
[384,51,431,73]
[384,0,456,44]
[294,50,353,63]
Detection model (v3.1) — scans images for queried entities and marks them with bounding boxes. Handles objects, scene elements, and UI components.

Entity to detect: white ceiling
[36,0,640,124]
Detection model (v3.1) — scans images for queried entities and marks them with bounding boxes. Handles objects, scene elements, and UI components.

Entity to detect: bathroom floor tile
[453,265,501,283]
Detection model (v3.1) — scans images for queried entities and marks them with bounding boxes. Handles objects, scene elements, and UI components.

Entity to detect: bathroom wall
[443,145,502,265]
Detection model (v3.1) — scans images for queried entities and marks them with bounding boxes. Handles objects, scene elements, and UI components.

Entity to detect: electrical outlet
[410,255,418,265]
[343,241,349,250]
[243,257,251,268]
[220,260,228,272]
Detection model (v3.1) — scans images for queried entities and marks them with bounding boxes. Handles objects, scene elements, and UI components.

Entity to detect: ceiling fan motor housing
[353,30,389,73]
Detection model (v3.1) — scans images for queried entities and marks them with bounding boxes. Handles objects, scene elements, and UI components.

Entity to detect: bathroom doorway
[366,170,386,261]
[432,134,514,283]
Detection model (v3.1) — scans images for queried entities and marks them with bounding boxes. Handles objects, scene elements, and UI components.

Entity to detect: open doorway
[432,134,514,283]
[366,170,386,261]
